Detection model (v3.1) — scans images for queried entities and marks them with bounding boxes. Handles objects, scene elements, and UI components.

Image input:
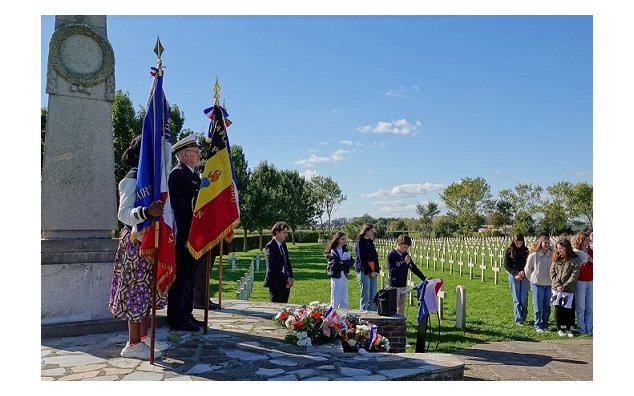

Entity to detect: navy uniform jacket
[168,162,200,248]
[264,239,294,289]
[387,249,426,288]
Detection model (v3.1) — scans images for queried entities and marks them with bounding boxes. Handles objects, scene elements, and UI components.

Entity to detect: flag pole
[203,251,210,334]
[149,36,164,365]
[219,240,223,308]
[213,78,224,310]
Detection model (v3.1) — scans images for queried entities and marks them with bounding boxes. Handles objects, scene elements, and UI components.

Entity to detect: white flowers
[347,339,357,347]
[296,331,312,347]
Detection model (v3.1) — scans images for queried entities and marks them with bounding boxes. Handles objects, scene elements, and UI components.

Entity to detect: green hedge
[227,230,320,251]
[289,230,320,243]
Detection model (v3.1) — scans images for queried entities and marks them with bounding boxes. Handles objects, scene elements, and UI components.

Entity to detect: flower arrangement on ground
[340,313,390,353]
[273,301,344,347]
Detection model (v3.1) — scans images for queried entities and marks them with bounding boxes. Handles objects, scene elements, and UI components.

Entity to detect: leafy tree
[230,145,253,251]
[432,215,459,238]
[498,183,543,218]
[278,170,318,244]
[440,177,493,235]
[249,161,282,249]
[403,218,420,234]
[416,201,440,237]
[311,175,347,234]
[569,182,593,228]
[512,210,535,235]
[546,181,592,229]
[388,219,407,232]
[112,91,140,183]
[540,201,568,235]
[342,214,376,241]
[488,212,507,229]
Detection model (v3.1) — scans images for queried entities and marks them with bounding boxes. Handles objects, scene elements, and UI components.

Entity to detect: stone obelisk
[42,16,119,330]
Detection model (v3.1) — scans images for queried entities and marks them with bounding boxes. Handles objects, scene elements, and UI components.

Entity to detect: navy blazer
[263,239,294,289]
[168,162,201,248]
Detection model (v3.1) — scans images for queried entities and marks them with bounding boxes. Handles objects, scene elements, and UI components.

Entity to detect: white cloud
[362,182,446,198]
[367,199,445,218]
[573,171,593,177]
[300,169,319,180]
[294,149,350,167]
[385,86,408,98]
[340,140,353,145]
[495,170,506,176]
[357,119,421,136]
[376,203,418,218]
[384,85,420,99]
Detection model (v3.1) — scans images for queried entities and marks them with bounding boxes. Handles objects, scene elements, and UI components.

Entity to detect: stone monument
[41,15,119,332]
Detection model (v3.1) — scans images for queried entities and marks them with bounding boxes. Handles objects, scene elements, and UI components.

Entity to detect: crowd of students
[505,231,593,336]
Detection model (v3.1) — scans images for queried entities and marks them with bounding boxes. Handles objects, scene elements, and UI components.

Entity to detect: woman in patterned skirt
[109,136,167,359]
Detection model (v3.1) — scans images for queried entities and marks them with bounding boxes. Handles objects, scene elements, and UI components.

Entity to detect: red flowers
[310,311,322,320]
[293,321,304,330]
[279,312,289,321]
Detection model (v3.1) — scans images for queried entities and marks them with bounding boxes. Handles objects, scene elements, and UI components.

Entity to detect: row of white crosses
[235,261,255,300]
[372,236,542,286]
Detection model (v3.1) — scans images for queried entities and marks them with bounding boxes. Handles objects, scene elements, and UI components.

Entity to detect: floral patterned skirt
[109,228,167,322]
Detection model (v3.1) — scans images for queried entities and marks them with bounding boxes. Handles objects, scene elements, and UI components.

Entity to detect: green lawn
[206,242,590,353]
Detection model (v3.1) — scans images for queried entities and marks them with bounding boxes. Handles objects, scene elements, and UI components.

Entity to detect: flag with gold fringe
[133,63,176,293]
[186,103,240,259]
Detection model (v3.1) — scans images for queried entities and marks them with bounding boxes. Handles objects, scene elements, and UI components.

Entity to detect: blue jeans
[357,272,377,311]
[531,284,551,330]
[575,281,593,335]
[508,273,529,324]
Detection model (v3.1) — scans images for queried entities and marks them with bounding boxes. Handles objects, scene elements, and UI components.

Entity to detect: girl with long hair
[524,236,553,332]
[572,232,593,335]
[324,232,354,308]
[550,238,582,337]
[354,223,379,311]
[504,233,530,325]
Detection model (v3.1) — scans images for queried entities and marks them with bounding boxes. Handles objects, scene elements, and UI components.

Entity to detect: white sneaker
[536,328,545,333]
[143,336,169,351]
[557,330,566,337]
[120,341,151,359]
[565,330,574,338]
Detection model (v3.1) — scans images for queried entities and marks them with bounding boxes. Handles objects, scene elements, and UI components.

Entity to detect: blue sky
[41,14,592,220]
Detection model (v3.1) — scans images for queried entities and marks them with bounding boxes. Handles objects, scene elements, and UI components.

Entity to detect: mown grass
[206,242,590,353]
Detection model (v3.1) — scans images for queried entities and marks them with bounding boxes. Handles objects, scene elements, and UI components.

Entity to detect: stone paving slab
[453,338,592,381]
[41,300,464,381]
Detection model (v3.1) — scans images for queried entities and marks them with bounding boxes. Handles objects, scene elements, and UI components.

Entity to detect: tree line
[335,177,592,239]
[42,92,592,242]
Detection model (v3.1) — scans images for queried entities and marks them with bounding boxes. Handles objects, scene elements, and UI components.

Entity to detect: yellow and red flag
[186,104,240,259]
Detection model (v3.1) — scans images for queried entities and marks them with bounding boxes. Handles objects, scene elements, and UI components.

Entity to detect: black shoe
[194,299,221,310]
[187,317,207,327]
[169,321,199,332]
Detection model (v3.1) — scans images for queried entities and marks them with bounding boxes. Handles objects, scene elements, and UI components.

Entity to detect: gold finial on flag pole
[213,77,221,105]
[154,36,164,61]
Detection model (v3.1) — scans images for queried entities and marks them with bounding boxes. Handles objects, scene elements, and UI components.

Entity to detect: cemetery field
[207,242,591,353]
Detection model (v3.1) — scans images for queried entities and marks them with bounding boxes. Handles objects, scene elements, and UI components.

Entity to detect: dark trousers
[194,255,216,308]
[167,245,199,325]
[269,287,290,303]
[555,295,576,330]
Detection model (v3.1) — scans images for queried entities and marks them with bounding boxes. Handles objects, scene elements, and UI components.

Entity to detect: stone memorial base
[41,239,119,328]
